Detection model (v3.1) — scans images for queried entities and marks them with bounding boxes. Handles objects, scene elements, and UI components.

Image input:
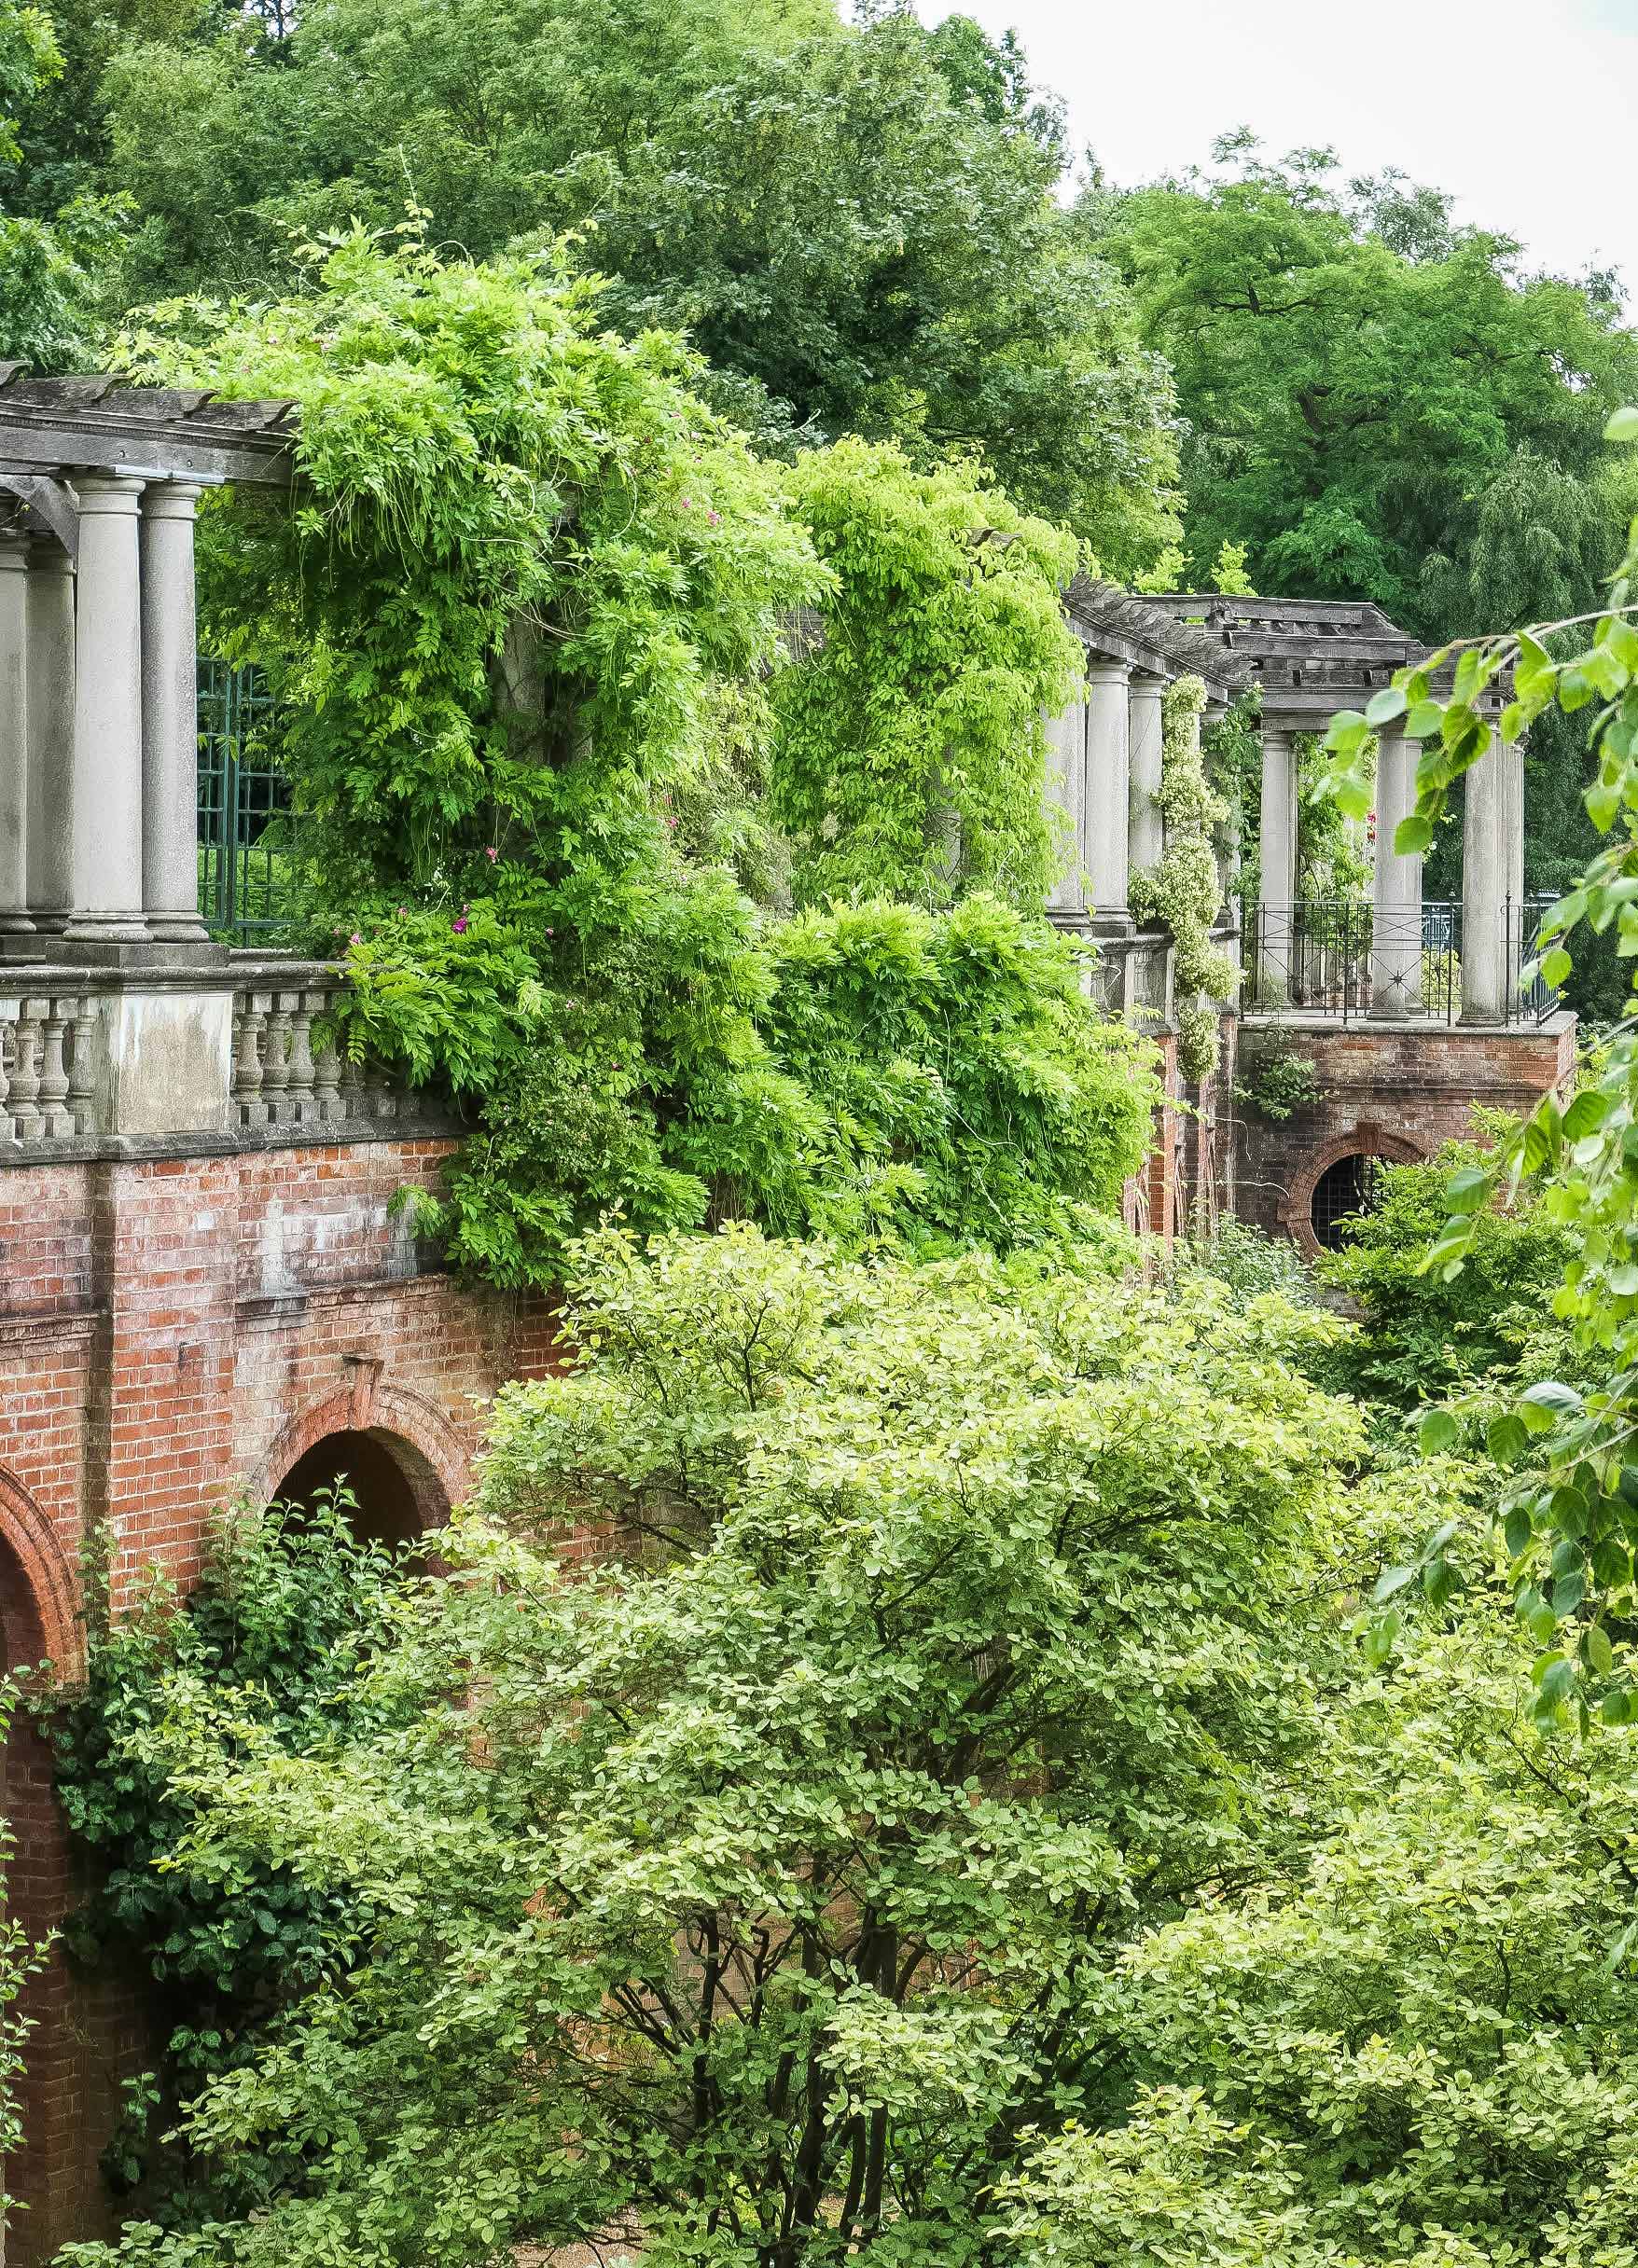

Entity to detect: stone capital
[142,479,205,522]
[73,472,146,513]
[1085,658,1132,685]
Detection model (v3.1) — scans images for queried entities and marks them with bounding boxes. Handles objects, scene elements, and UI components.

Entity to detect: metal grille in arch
[196,658,297,941]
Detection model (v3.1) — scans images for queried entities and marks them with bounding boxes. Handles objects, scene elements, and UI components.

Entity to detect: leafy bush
[1314,1136,1574,1407]
[38,1497,410,2222]
[1183,1215,1312,1303]
[57,1223,1381,2268]
[999,1572,1638,2268]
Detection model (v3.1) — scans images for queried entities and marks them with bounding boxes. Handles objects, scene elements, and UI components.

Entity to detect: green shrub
[38,1496,410,2222]
[1314,1136,1574,1407]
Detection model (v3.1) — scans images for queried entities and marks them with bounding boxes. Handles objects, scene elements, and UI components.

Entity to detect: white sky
[918,0,1638,301]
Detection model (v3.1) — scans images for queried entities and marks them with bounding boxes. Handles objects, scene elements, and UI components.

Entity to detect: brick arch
[247,1375,466,1535]
[0,1466,80,1680]
[1280,1124,1425,1261]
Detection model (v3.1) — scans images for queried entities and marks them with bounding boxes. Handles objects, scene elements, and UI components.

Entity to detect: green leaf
[1394,813,1435,856]
[1537,1656,1576,1707]
[1541,947,1572,988]
[1562,1089,1613,1142]
[1585,1624,1615,1677]
[1416,1407,1460,1455]
[1489,1415,1530,1468]
[1605,405,1638,443]
[1333,769,1372,822]
[1365,684,1408,726]
[1503,1503,1533,1556]
[1445,1166,1489,1214]
[1371,1562,1418,1605]
[1323,710,1368,755]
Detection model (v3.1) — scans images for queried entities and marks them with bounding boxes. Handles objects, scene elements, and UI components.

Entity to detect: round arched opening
[271,1428,442,1551]
[1310,1152,1382,1251]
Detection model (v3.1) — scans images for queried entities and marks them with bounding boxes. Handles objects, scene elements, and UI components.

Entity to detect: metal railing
[1245,897,1562,1025]
[197,659,300,943]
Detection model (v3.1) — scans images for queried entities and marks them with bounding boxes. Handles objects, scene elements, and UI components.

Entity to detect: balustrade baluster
[261,992,294,1126]
[0,1010,15,1142]
[10,999,44,1139]
[232,993,270,1129]
[65,998,95,1135]
[286,995,317,1124]
[309,988,342,1122]
[38,1001,72,1138]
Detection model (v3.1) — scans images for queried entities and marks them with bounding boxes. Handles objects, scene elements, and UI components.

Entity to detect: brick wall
[0,1136,560,2261]
[1233,1013,1578,1254]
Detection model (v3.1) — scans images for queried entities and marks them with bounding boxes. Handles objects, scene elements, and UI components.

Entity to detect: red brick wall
[1233,1014,1578,1254]
[0,1135,560,2260]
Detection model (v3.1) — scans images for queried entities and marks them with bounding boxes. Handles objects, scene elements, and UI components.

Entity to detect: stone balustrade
[229,970,407,1133]
[0,988,95,1144]
[0,959,437,1157]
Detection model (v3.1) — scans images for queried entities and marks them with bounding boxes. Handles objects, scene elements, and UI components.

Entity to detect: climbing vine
[770,439,1082,908]
[119,232,1157,1283]
[1129,674,1238,1080]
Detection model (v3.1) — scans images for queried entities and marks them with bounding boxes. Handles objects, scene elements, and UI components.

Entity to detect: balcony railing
[1244,898,1561,1026]
[0,962,435,1155]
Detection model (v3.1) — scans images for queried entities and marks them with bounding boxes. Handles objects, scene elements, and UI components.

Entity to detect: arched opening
[0,1521,85,2263]
[1310,1152,1383,1251]
[271,1427,444,1551]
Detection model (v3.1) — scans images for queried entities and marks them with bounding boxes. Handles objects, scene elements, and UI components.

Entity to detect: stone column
[140,480,208,941]
[25,542,76,932]
[1461,725,1507,1023]
[1128,673,1165,873]
[0,535,33,933]
[1083,659,1131,917]
[64,474,147,943]
[1256,725,1298,995]
[1043,698,1087,919]
[1370,730,1421,1015]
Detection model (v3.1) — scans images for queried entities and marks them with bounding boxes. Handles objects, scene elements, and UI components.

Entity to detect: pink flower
[396,905,407,916]
[485,845,498,861]
[451,917,468,934]
[545,925,554,935]
[665,815,678,830]
[680,496,692,509]
[350,932,363,946]
[707,510,720,525]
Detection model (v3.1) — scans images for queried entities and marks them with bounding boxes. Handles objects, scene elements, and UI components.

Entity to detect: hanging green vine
[119,229,1158,1281]
[1128,673,1238,1081]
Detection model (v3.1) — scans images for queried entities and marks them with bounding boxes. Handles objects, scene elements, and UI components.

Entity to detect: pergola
[0,370,294,965]
[1051,577,1251,927]
[1144,593,1526,1022]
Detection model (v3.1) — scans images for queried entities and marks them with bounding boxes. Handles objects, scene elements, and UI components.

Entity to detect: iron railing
[197,659,298,942]
[1245,896,1562,1025]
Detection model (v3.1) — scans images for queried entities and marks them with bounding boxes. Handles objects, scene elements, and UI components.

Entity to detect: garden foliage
[58,1223,1387,2267]
[1326,402,1638,1725]
[120,232,1155,1285]
[39,1499,410,2220]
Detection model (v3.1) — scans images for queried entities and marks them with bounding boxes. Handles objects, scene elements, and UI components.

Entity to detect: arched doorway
[271,1428,440,1551]
[249,1383,465,1556]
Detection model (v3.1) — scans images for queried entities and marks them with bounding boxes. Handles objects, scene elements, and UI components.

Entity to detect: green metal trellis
[196,658,298,941]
